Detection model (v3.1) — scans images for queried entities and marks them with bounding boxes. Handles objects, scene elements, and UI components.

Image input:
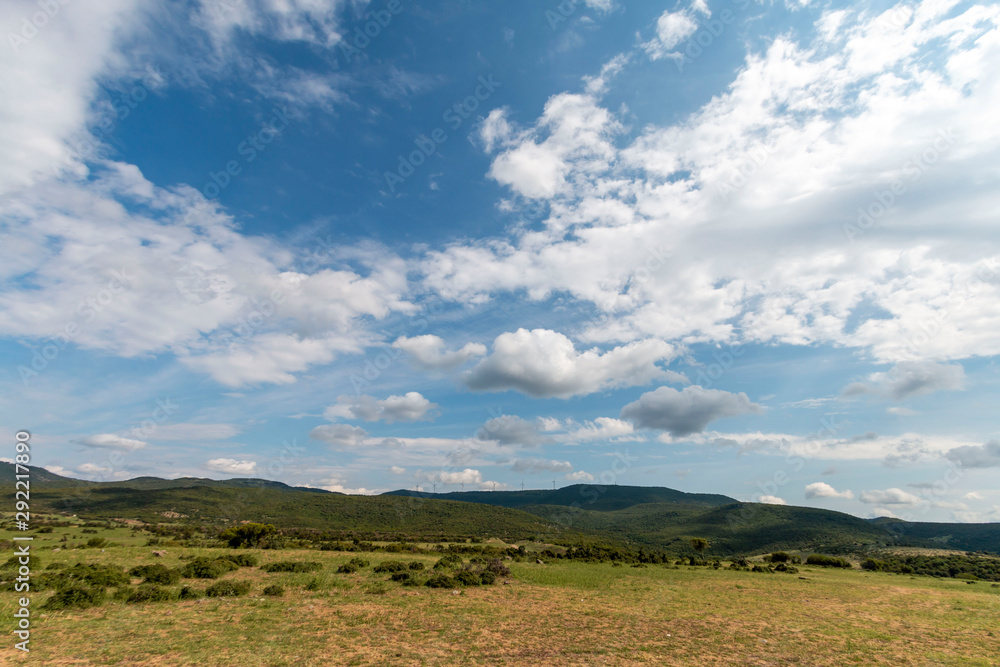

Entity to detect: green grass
[1,542,997,665]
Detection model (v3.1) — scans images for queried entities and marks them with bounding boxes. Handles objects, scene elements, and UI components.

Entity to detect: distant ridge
[0,462,330,494]
[383,484,737,512]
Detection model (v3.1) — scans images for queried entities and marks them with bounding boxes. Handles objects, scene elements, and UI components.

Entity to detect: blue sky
[2,0,999,522]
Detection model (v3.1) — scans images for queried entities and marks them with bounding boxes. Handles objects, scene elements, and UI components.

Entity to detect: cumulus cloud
[511,458,574,474]
[758,495,786,505]
[842,361,966,401]
[205,458,257,475]
[565,470,595,482]
[859,488,923,505]
[620,386,762,438]
[324,392,438,423]
[566,417,635,441]
[964,491,984,501]
[309,477,376,495]
[804,482,854,500]
[392,335,486,371]
[642,10,699,61]
[463,329,675,398]
[945,440,1000,468]
[78,434,147,451]
[309,424,369,447]
[390,466,406,475]
[476,415,551,447]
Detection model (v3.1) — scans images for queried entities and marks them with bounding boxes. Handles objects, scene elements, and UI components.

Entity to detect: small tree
[690,538,709,556]
[219,522,278,549]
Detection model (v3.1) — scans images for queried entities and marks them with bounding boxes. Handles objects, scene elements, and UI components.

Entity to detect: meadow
[1,518,998,666]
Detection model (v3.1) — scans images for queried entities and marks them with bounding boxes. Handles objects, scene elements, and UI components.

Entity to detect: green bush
[337,557,369,574]
[479,571,497,585]
[425,574,456,588]
[179,586,202,600]
[774,563,799,574]
[85,537,109,549]
[806,554,852,569]
[129,564,181,585]
[373,560,408,573]
[861,558,884,571]
[434,554,463,570]
[408,561,426,571]
[205,580,251,597]
[121,585,177,604]
[769,552,791,563]
[262,585,285,597]
[218,523,279,549]
[455,570,481,586]
[38,563,129,590]
[390,572,414,583]
[181,558,239,579]
[218,553,259,568]
[262,561,322,573]
[43,586,106,610]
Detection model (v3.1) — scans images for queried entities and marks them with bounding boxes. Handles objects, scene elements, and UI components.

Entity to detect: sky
[1,0,998,524]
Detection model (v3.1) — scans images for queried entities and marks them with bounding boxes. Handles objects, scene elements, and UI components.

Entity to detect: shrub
[806,554,852,569]
[218,523,279,549]
[179,586,202,600]
[408,561,426,571]
[373,560,409,573]
[337,558,369,574]
[85,537,109,549]
[485,558,511,576]
[262,561,323,573]
[263,585,285,597]
[425,574,456,588]
[390,572,414,583]
[130,564,181,585]
[181,558,239,579]
[39,563,129,590]
[479,571,497,585]
[434,554,463,570]
[774,563,799,574]
[219,553,259,568]
[43,586,106,610]
[455,570,481,586]
[861,558,884,571]
[205,580,251,597]
[769,552,791,563]
[122,585,177,604]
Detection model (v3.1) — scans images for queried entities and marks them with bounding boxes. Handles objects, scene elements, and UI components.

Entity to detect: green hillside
[384,484,736,511]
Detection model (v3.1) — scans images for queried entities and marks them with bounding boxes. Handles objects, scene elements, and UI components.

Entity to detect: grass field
[2,526,999,666]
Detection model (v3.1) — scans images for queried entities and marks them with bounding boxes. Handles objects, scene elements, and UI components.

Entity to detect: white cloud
[390,466,406,475]
[464,329,675,398]
[887,407,919,416]
[567,417,635,441]
[205,458,257,475]
[758,495,787,505]
[870,508,899,519]
[804,482,854,500]
[78,433,147,451]
[859,488,923,505]
[309,423,369,447]
[642,10,699,61]
[842,361,966,400]
[621,386,762,438]
[392,335,486,371]
[420,1,1000,367]
[309,477,377,495]
[963,491,984,500]
[565,470,595,482]
[324,392,438,423]
[511,458,574,474]
[418,468,483,485]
